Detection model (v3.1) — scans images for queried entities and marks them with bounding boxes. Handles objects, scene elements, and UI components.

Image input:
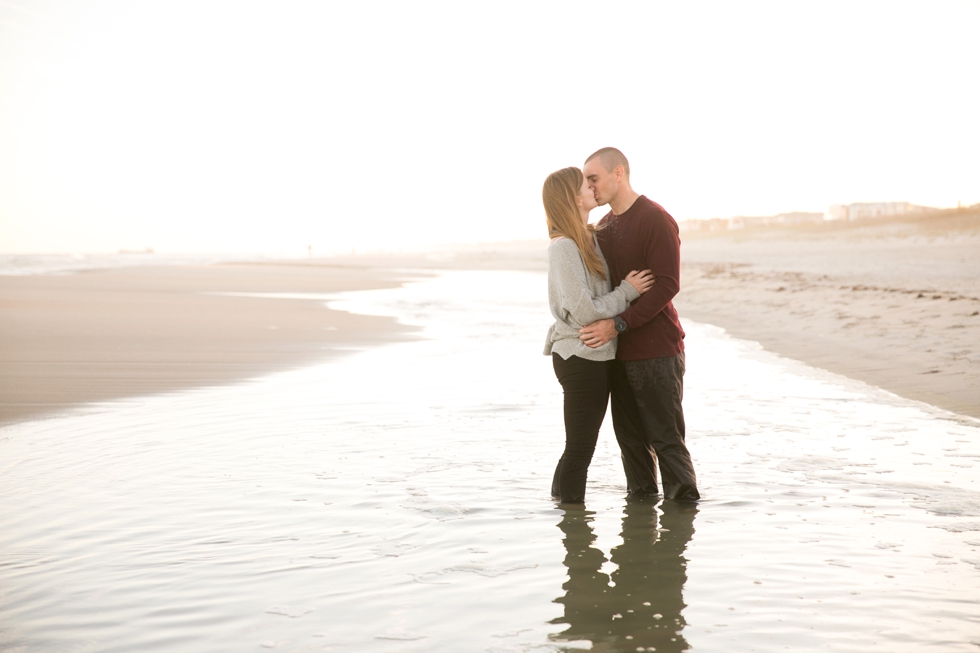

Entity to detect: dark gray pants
[609,353,699,500]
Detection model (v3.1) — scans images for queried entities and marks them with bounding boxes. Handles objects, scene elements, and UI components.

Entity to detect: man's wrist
[613,316,628,333]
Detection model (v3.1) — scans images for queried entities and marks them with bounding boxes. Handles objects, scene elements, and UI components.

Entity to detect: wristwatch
[613,316,628,333]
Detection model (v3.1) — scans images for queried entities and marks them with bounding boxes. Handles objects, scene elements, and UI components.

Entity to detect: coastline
[2,262,977,651]
[3,209,978,427]
[0,263,422,426]
[675,208,980,419]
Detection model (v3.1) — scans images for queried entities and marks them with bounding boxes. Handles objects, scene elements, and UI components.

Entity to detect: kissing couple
[542,147,700,504]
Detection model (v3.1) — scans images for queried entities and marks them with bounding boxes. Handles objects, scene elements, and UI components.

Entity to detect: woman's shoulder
[549,236,577,252]
[548,237,582,262]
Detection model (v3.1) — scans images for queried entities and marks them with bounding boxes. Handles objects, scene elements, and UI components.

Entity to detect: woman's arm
[549,239,641,326]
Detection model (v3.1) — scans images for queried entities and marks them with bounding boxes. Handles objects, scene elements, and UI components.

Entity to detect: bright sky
[1,0,978,255]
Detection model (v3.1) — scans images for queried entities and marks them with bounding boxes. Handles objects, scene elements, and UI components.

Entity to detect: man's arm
[579,209,680,348]
[617,210,680,330]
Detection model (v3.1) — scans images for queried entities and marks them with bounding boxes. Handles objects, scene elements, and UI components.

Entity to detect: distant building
[825,202,934,221]
[681,211,824,232]
[680,217,729,232]
[773,211,825,225]
[728,212,823,230]
[680,201,942,232]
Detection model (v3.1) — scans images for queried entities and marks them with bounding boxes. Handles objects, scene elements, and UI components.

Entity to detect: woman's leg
[552,354,610,503]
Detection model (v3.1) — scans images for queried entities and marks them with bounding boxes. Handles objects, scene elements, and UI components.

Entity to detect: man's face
[583,159,618,208]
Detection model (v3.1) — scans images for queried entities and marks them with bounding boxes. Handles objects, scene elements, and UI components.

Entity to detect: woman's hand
[625,269,655,294]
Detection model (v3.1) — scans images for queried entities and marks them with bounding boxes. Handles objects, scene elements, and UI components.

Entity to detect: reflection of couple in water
[550,499,697,652]
[542,148,699,649]
[543,147,700,504]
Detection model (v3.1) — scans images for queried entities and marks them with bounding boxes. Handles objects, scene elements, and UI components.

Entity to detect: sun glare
[1,0,978,254]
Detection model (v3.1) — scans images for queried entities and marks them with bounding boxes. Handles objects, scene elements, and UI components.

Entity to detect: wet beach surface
[1,270,978,651]
[0,263,419,426]
[676,210,980,419]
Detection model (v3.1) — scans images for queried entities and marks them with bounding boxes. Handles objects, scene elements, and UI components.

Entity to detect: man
[579,147,699,501]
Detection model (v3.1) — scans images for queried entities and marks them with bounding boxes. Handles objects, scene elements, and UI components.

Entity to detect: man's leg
[608,360,660,495]
[623,353,699,500]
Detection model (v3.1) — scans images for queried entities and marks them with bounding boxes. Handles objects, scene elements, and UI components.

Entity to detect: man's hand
[579,319,617,349]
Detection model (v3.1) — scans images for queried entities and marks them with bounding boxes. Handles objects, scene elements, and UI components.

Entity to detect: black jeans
[551,354,611,503]
[609,353,700,500]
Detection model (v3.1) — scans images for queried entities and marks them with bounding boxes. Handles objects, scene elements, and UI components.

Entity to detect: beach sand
[2,245,978,650]
[2,269,977,651]
[324,213,980,419]
[3,209,978,426]
[0,263,421,425]
[675,207,980,419]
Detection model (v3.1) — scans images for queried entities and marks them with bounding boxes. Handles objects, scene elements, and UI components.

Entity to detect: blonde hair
[542,167,606,280]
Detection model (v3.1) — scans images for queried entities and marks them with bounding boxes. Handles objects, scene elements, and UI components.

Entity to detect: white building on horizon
[825,201,930,221]
[727,212,824,230]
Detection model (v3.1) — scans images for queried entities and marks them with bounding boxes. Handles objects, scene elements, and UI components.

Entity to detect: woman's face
[578,176,599,214]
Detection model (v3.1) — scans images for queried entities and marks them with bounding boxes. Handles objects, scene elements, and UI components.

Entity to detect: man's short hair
[585,147,630,176]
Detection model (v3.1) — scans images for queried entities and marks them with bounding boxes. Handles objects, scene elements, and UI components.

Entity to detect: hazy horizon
[2,0,978,256]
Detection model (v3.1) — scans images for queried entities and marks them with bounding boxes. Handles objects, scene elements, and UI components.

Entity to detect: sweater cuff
[618,279,641,302]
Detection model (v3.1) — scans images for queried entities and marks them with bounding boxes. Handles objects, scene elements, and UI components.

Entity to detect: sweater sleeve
[619,212,680,329]
[549,239,636,325]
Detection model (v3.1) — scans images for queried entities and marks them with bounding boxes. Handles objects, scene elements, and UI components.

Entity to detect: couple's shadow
[550,499,697,652]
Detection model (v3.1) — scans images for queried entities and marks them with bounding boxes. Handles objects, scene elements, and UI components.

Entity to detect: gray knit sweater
[544,236,641,361]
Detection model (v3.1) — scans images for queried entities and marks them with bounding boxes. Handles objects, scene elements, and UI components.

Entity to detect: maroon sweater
[595,195,685,361]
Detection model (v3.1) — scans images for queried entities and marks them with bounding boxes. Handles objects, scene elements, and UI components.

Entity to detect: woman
[542,167,653,503]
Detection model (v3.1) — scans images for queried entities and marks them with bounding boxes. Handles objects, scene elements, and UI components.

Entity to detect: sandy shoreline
[676,208,980,419]
[3,209,978,425]
[3,263,977,651]
[0,263,422,425]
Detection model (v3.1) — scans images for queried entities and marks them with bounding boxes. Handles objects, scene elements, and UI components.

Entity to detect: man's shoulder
[634,196,678,232]
[635,196,673,219]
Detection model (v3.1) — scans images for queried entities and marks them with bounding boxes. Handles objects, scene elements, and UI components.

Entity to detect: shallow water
[1,270,978,652]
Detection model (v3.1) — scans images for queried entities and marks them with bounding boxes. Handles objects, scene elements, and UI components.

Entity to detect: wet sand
[1,271,977,651]
[319,214,980,419]
[0,263,421,425]
[675,208,980,419]
[324,216,980,419]
[3,208,978,428]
